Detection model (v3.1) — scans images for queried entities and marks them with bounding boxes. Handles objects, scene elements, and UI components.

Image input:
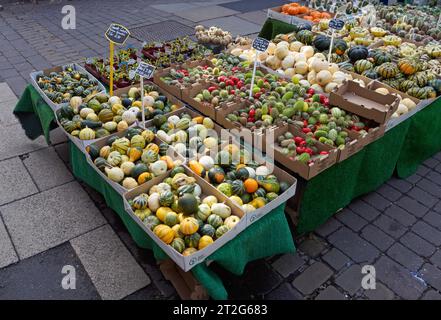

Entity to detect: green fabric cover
[259,18,297,40]
[13,85,56,144]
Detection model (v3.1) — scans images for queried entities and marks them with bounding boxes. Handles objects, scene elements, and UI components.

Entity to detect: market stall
[10,1,441,299]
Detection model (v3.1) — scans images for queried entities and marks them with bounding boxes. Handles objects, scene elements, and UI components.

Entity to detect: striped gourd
[377,62,399,79]
[354,59,373,74]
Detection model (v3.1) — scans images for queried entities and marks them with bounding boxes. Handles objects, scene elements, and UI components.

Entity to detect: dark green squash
[347,45,369,63]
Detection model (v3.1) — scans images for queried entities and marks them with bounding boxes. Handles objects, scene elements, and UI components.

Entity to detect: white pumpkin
[325,82,339,93]
[275,46,289,60]
[266,42,276,55]
[150,160,168,176]
[307,70,317,84]
[402,98,416,110]
[289,41,303,52]
[332,71,347,84]
[203,137,218,149]
[202,195,218,207]
[122,110,137,125]
[311,83,324,93]
[300,46,314,59]
[242,204,256,213]
[276,41,289,48]
[224,216,240,229]
[105,167,124,183]
[316,70,332,86]
[284,68,296,78]
[313,52,326,60]
[281,55,295,69]
[199,155,215,170]
[265,55,281,70]
[328,63,339,74]
[258,51,268,62]
[255,166,269,176]
[121,161,135,176]
[122,177,138,189]
[211,203,231,219]
[294,52,307,62]
[79,107,94,119]
[143,95,155,107]
[168,115,180,125]
[352,78,365,87]
[391,112,399,118]
[148,193,160,212]
[173,143,187,156]
[128,106,140,115]
[310,59,329,73]
[295,61,308,75]
[396,104,408,115]
[108,96,121,106]
[230,48,243,56]
[375,87,389,95]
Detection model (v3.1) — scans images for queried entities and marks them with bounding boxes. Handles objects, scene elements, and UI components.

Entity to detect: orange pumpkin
[180,217,199,235]
[287,7,299,15]
[153,224,174,244]
[192,116,204,124]
[244,178,258,193]
[160,155,175,170]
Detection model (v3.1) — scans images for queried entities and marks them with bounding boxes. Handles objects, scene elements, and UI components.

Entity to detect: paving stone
[364,283,395,300]
[322,248,351,271]
[384,204,417,227]
[0,242,100,300]
[416,178,441,198]
[54,142,69,164]
[400,232,436,258]
[416,165,430,176]
[420,263,441,291]
[405,173,422,184]
[0,99,18,126]
[423,157,439,168]
[387,242,424,271]
[123,285,165,300]
[271,253,305,278]
[408,187,438,208]
[0,218,18,269]
[328,227,379,263]
[315,217,342,238]
[1,181,106,259]
[430,250,441,266]
[0,123,46,161]
[336,208,368,232]
[425,170,441,187]
[423,211,441,230]
[292,262,333,295]
[374,256,426,300]
[434,201,441,214]
[315,286,346,300]
[23,147,73,191]
[362,192,391,211]
[0,82,17,102]
[236,10,268,25]
[335,264,363,295]
[265,283,303,300]
[6,75,27,96]
[376,184,402,202]
[298,236,327,258]
[348,199,381,221]
[412,221,441,246]
[0,157,38,206]
[360,224,395,251]
[49,127,69,145]
[373,215,407,239]
[199,16,261,36]
[175,5,238,22]
[71,224,150,300]
[387,177,413,193]
[396,196,429,218]
[244,262,282,295]
[422,290,441,300]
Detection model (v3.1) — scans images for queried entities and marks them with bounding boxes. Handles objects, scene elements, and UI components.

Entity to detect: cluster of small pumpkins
[86,127,181,189]
[188,144,290,213]
[57,85,181,141]
[280,3,331,22]
[128,168,240,255]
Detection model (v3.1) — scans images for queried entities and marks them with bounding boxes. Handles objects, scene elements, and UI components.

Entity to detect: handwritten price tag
[252,37,270,52]
[329,19,345,30]
[135,62,155,79]
[105,23,130,45]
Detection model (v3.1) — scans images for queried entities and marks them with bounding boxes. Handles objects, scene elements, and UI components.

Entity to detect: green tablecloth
[13,85,295,299]
[258,17,441,233]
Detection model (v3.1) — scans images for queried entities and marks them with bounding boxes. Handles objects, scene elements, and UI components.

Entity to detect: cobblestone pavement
[1,0,441,300]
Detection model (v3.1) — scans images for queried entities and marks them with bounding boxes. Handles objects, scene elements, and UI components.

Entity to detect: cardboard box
[330,80,399,124]
[268,124,338,180]
[30,63,106,112]
[84,126,184,196]
[159,259,208,300]
[336,128,369,163]
[340,70,373,88]
[123,165,246,272]
[367,80,420,106]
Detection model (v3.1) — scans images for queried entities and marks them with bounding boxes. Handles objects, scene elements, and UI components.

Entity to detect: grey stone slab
[292,262,333,295]
[54,142,69,164]
[422,290,441,300]
[411,221,441,246]
[322,248,351,271]
[49,127,68,145]
[408,187,438,208]
[265,283,303,300]
[430,250,441,266]
[423,157,439,168]
[406,173,422,184]
[0,242,100,300]
[375,256,426,300]
[360,224,395,251]
[0,82,17,102]
[423,211,441,230]
[271,253,305,278]
[23,148,73,191]
[384,204,417,227]
[387,177,412,193]
[425,170,441,187]
[417,178,441,198]
[362,192,391,211]
[199,16,261,36]
[416,165,430,176]
[175,5,238,22]
[0,123,47,161]
[387,242,424,271]
[0,218,18,269]
[376,184,402,202]
[236,10,268,25]
[397,196,429,218]
[400,232,436,258]
[420,263,441,291]
[364,283,395,300]
[348,199,381,221]
[328,227,380,263]
[335,265,362,295]
[336,208,368,232]
[71,224,150,300]
[315,286,346,300]
[315,217,342,238]
[435,201,441,214]
[151,3,200,13]
[373,214,407,239]
[1,181,106,259]
[298,236,327,258]
[5,75,27,97]
[0,157,38,206]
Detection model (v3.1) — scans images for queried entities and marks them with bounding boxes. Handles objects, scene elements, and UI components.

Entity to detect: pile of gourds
[128,168,241,255]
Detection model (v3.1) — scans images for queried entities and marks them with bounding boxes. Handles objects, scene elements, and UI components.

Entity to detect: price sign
[329,19,345,30]
[105,23,130,45]
[135,62,156,79]
[252,37,270,52]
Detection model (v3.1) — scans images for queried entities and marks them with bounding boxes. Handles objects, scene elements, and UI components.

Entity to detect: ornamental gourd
[377,62,399,79]
[156,207,173,222]
[79,127,95,140]
[105,167,124,183]
[132,194,148,210]
[198,235,213,250]
[211,203,231,219]
[178,193,198,215]
[153,224,174,244]
[164,211,179,227]
[144,215,160,230]
[224,216,240,229]
[112,137,130,155]
[184,233,201,248]
[107,151,122,166]
[354,59,373,74]
[150,160,168,176]
[171,238,185,253]
[159,190,174,207]
[196,204,211,221]
[122,177,138,189]
[207,214,223,229]
[180,217,199,235]
[215,225,230,239]
[347,46,369,63]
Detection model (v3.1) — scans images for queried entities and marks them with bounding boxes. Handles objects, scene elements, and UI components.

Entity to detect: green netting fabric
[13,85,56,144]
